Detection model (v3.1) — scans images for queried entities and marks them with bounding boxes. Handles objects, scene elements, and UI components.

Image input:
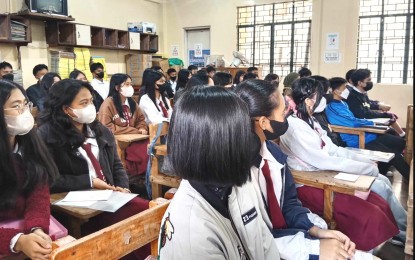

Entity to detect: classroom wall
[0,0,164,87]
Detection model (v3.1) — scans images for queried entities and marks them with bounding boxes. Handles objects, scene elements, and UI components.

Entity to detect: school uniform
[346,86,394,119]
[90,78,110,101]
[139,94,172,124]
[26,82,42,107]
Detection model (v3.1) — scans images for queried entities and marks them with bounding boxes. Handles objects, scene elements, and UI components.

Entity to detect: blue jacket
[265,141,315,236]
[325,100,377,148]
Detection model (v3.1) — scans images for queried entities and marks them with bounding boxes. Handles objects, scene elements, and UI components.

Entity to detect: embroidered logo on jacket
[241,207,258,225]
[160,212,175,248]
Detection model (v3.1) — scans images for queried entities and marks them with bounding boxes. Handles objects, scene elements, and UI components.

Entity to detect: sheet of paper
[368,118,390,125]
[334,172,360,182]
[346,147,395,162]
[86,192,137,213]
[54,200,95,207]
[61,190,113,202]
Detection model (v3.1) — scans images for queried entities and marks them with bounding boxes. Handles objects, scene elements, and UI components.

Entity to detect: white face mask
[4,109,34,136]
[340,88,350,100]
[70,104,96,124]
[120,85,134,98]
[313,97,327,113]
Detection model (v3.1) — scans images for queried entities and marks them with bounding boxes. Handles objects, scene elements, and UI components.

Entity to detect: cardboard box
[152,58,169,72]
[131,76,143,86]
[125,54,153,64]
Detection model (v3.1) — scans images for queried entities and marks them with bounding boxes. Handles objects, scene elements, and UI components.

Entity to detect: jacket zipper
[227,207,251,260]
[280,164,286,208]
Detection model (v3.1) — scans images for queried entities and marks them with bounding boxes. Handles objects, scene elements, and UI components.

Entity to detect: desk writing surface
[330,125,387,135]
[290,170,375,192]
[50,192,102,220]
[115,134,149,143]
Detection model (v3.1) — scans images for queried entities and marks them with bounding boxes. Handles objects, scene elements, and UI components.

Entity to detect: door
[75,24,91,46]
[185,28,210,67]
[129,32,141,50]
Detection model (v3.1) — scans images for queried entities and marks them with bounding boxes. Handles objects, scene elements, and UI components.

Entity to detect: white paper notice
[61,190,113,202]
[323,51,341,63]
[86,192,137,212]
[334,172,360,182]
[326,32,339,49]
[194,43,203,57]
[171,45,179,57]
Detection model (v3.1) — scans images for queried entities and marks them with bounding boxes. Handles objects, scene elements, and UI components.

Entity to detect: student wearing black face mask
[90,62,110,102]
[346,68,405,137]
[235,79,380,259]
[139,70,172,124]
[0,61,14,81]
[166,68,177,94]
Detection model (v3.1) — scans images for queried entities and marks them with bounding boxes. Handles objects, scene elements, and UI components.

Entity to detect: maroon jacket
[0,155,50,255]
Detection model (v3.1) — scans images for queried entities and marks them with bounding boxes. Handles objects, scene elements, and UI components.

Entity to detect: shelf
[17,10,75,22]
[104,28,117,47]
[0,14,31,44]
[91,26,104,47]
[117,30,129,49]
[140,34,150,51]
[58,23,76,45]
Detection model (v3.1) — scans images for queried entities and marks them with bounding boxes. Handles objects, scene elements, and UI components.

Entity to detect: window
[357,0,413,84]
[237,0,312,77]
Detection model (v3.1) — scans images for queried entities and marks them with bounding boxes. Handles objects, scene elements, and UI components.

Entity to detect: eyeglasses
[4,102,33,114]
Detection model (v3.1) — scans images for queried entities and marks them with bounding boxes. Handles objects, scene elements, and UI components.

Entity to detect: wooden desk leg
[152,183,162,199]
[323,188,336,230]
[358,133,365,149]
[151,240,158,256]
[69,218,87,239]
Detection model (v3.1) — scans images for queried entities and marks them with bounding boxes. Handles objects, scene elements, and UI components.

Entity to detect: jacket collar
[264,140,287,166]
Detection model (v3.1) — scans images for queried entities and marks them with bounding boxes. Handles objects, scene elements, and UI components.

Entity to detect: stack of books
[74,48,93,80]
[11,20,26,41]
[50,51,75,79]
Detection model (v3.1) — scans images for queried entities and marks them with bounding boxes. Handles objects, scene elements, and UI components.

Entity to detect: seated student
[98,73,149,189]
[151,66,174,98]
[175,69,191,92]
[282,72,300,116]
[298,67,312,78]
[187,64,198,75]
[37,79,149,258]
[26,64,48,107]
[166,68,177,94]
[158,86,280,259]
[247,66,259,75]
[233,70,246,86]
[138,68,153,103]
[0,80,58,258]
[0,61,13,81]
[264,73,280,87]
[235,79,373,259]
[90,62,110,102]
[212,71,233,88]
[243,72,258,81]
[347,69,405,137]
[173,71,211,103]
[69,69,104,111]
[326,77,410,181]
[37,72,61,112]
[139,70,172,124]
[279,77,407,247]
[206,65,216,78]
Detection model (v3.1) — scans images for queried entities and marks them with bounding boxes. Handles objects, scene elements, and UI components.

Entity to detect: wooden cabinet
[75,24,91,46]
[117,30,129,49]
[129,32,141,50]
[0,14,31,44]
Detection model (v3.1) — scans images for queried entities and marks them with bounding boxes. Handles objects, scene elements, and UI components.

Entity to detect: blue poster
[189,50,210,67]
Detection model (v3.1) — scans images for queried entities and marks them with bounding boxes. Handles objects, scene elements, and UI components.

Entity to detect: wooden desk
[50,193,103,238]
[291,170,375,229]
[115,134,149,167]
[330,125,388,148]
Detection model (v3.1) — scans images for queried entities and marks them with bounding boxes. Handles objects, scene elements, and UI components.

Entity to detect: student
[158,86,280,259]
[0,61,13,81]
[346,69,405,137]
[325,77,410,181]
[175,69,191,92]
[247,66,258,75]
[279,77,407,247]
[233,70,246,86]
[212,71,233,88]
[90,62,110,101]
[235,79,380,259]
[282,72,300,115]
[0,80,58,258]
[187,65,198,75]
[37,79,149,258]
[152,66,174,99]
[243,72,258,81]
[206,65,216,78]
[69,69,104,111]
[166,68,177,93]
[37,72,61,112]
[173,71,211,103]
[264,73,280,87]
[138,68,154,102]
[139,70,172,124]
[26,64,48,107]
[298,67,312,78]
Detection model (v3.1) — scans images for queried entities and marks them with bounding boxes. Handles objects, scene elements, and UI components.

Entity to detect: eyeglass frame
[4,101,33,115]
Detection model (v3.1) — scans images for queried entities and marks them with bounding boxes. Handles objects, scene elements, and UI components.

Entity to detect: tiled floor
[373,168,411,260]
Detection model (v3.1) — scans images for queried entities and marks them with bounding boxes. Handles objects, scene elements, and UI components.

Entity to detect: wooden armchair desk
[115,134,149,167]
[290,170,376,229]
[329,124,388,149]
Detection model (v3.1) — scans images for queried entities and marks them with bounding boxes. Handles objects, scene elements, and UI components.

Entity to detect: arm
[24,184,50,233]
[133,105,149,133]
[274,232,320,260]
[139,97,167,124]
[325,102,375,127]
[105,128,129,189]
[347,95,392,119]
[98,100,141,135]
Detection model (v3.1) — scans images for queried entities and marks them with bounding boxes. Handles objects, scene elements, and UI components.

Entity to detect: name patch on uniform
[241,207,257,225]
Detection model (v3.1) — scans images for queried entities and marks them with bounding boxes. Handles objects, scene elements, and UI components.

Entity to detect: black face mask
[2,73,14,81]
[263,118,289,140]
[170,76,176,81]
[363,82,373,92]
[157,83,169,93]
[96,72,104,79]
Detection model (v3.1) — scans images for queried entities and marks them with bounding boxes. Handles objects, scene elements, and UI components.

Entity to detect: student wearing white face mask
[37,79,150,258]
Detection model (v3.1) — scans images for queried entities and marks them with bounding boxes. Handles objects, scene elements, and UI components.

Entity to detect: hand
[33,229,52,244]
[114,186,131,193]
[15,233,52,260]
[92,178,116,190]
[310,227,356,256]
[138,128,148,135]
[379,104,391,111]
[320,238,352,260]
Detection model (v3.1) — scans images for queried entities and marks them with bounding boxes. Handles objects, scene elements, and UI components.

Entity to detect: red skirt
[297,186,399,251]
[125,140,150,176]
[82,197,150,260]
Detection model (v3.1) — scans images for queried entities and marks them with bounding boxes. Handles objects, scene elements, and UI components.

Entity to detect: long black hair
[176,69,191,91]
[40,72,61,94]
[233,70,246,85]
[144,70,170,112]
[38,79,102,148]
[0,80,58,209]
[291,77,323,129]
[109,73,136,120]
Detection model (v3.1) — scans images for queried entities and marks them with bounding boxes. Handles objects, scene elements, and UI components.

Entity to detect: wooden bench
[329,125,388,148]
[115,134,149,167]
[148,123,181,199]
[404,105,413,164]
[290,169,376,229]
[50,200,170,259]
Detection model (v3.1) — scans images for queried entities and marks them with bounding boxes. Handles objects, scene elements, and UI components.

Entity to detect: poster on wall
[326,32,339,50]
[171,45,179,57]
[194,43,203,57]
[189,49,210,67]
[323,51,341,63]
